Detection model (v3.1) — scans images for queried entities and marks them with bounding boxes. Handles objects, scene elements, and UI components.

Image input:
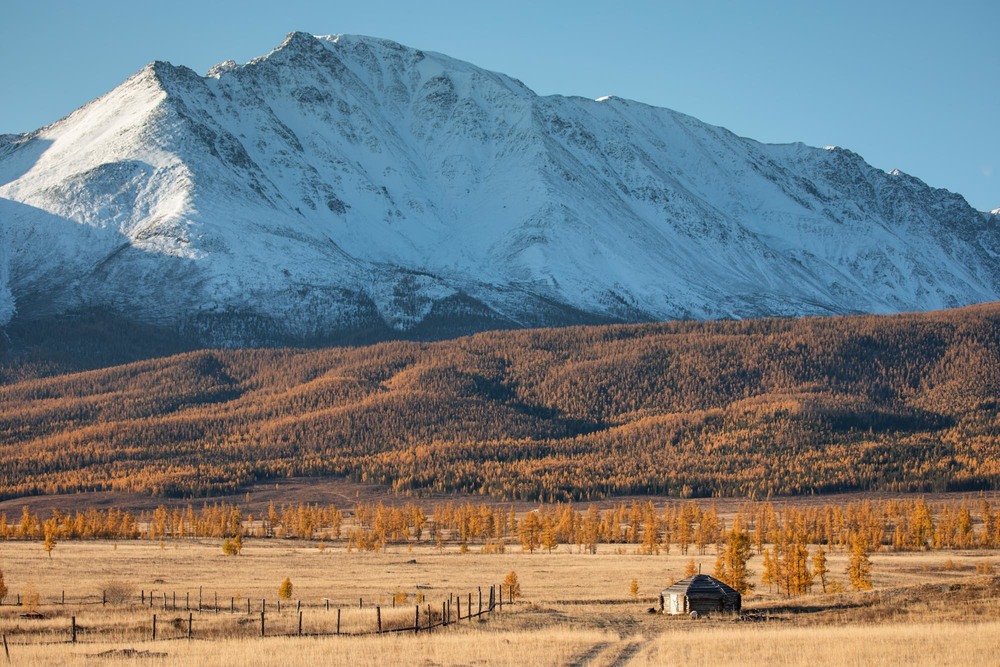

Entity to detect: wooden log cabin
[660,574,741,616]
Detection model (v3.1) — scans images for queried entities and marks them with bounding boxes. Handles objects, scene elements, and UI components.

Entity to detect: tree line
[4,497,1000,559]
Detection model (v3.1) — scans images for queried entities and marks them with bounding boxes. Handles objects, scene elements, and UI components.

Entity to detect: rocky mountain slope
[1,32,997,346]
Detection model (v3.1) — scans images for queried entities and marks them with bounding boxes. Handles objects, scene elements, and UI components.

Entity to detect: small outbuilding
[659,574,741,616]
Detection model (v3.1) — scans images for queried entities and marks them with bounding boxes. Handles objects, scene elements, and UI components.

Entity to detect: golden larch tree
[519,512,541,553]
[812,545,829,593]
[722,523,754,594]
[503,571,521,600]
[847,535,873,590]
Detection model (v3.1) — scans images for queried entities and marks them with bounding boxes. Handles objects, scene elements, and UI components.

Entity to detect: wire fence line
[1,583,515,648]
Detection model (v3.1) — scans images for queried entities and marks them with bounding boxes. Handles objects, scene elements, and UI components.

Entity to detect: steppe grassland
[2,539,1000,666]
[631,621,1000,667]
[7,621,1000,667]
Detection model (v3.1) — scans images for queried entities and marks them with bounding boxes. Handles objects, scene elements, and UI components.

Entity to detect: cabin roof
[662,574,740,599]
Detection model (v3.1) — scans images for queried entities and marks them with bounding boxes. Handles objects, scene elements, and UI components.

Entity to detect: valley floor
[1,539,998,665]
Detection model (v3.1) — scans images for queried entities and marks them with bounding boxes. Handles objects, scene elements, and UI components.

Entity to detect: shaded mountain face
[1,32,998,346]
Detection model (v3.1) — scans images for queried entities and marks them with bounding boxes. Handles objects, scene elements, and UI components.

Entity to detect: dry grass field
[2,538,1000,666]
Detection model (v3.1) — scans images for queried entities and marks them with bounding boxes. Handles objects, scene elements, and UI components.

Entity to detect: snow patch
[207,60,238,77]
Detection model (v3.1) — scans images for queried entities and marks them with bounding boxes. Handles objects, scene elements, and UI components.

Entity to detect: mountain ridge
[1,32,998,346]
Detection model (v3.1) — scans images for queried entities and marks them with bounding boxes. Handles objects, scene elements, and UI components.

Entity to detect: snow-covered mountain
[1,32,998,345]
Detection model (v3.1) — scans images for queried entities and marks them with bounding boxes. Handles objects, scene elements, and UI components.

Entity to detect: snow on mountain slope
[1,32,998,343]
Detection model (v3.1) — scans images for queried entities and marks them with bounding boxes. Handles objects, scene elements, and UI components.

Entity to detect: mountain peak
[207,60,238,78]
[0,33,997,343]
[277,30,324,52]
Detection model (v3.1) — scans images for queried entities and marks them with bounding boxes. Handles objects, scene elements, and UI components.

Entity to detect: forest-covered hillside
[1,304,998,501]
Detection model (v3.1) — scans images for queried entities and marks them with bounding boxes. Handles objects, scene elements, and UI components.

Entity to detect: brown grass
[2,540,999,665]
[633,621,1000,666]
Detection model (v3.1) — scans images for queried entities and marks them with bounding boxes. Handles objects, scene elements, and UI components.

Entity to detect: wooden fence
[0,583,514,648]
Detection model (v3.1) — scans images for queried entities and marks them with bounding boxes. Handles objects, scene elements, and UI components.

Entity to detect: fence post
[215,592,218,613]
[152,614,157,641]
[414,605,419,633]
[376,606,382,633]
[498,585,503,611]
[325,599,330,612]
[247,598,251,614]
[478,587,482,615]
[336,608,341,635]
[187,613,193,640]
[173,592,176,610]
[359,597,363,609]
[260,610,265,638]
[457,596,461,620]
[468,593,472,618]
[71,616,77,643]
[163,592,167,610]
[186,592,189,611]
[102,590,106,606]
[231,597,235,614]
[198,586,203,612]
[298,611,303,636]
[442,601,447,626]
[141,590,145,605]
[296,600,301,614]
[277,599,281,614]
[149,591,154,608]
[61,590,65,605]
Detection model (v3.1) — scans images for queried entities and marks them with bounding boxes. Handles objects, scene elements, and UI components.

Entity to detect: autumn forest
[1,303,998,502]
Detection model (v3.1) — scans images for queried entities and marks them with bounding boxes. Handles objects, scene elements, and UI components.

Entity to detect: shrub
[481,539,506,554]
[103,581,136,605]
[22,586,40,612]
[503,571,521,600]
[222,535,243,556]
[278,577,293,600]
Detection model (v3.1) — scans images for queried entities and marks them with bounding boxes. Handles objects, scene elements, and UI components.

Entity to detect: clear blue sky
[2,0,997,211]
